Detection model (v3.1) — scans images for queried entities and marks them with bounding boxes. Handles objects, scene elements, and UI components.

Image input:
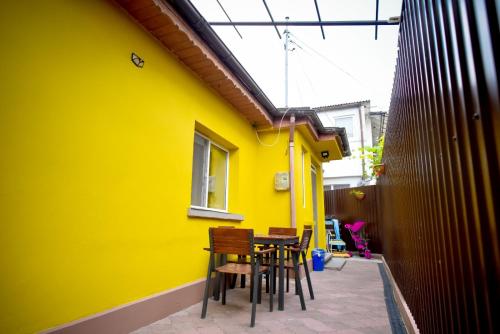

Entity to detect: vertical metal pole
[289,114,296,229]
[359,105,366,180]
[284,17,296,229]
[284,17,289,108]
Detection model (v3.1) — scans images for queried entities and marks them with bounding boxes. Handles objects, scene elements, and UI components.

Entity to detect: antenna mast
[284,17,289,108]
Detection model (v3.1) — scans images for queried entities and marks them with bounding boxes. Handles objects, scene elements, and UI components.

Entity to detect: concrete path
[132,259,392,333]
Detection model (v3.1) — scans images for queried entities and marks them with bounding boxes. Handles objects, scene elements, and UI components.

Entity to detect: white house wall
[318,103,373,186]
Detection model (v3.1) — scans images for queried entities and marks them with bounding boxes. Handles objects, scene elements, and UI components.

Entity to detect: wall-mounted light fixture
[321,151,329,159]
[131,52,144,68]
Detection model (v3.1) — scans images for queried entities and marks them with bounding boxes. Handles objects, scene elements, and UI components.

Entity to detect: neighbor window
[191,133,228,211]
[335,116,354,137]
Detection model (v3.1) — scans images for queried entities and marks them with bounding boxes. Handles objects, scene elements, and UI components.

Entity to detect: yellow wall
[0,1,325,333]
[294,132,327,254]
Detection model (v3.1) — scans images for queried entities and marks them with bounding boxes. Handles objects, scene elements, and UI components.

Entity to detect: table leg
[278,241,285,311]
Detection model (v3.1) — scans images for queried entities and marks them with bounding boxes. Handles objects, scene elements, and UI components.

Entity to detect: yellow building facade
[0,1,348,333]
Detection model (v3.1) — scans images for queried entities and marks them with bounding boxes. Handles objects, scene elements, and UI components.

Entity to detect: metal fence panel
[379,0,499,333]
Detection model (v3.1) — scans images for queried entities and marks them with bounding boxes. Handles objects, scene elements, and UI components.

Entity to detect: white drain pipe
[289,114,296,228]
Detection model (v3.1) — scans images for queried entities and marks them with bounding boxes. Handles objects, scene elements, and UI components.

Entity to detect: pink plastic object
[349,221,366,233]
[364,249,372,259]
[345,221,372,259]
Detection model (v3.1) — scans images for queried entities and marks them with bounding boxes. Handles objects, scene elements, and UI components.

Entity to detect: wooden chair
[284,228,314,299]
[268,227,297,236]
[201,227,275,327]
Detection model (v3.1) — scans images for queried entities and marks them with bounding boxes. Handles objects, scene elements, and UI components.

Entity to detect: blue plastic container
[312,248,326,271]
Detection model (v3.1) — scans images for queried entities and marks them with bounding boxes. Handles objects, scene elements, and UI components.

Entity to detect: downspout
[358,106,366,179]
[289,114,296,228]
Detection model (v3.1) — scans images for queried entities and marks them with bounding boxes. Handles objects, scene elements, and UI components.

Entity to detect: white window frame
[190,132,229,213]
[335,116,354,138]
[302,149,306,208]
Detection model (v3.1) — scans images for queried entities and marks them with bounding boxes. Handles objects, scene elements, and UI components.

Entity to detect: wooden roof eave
[116,0,273,128]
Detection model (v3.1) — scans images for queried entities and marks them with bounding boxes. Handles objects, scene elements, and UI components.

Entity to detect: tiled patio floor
[132,259,394,334]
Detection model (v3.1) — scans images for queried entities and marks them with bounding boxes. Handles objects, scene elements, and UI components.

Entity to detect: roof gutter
[278,107,351,156]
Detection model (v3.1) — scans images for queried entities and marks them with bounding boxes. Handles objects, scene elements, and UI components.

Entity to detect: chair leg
[251,263,259,327]
[286,249,291,293]
[201,256,214,319]
[273,268,277,294]
[286,269,289,292]
[250,273,254,302]
[213,254,224,300]
[292,252,306,311]
[221,273,227,305]
[230,274,237,289]
[258,273,262,304]
[269,252,275,312]
[241,273,246,288]
[213,272,220,300]
[265,273,269,293]
[302,251,314,300]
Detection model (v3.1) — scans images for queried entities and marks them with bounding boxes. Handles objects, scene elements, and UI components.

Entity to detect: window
[191,133,228,211]
[333,184,350,190]
[335,116,354,137]
[302,149,306,208]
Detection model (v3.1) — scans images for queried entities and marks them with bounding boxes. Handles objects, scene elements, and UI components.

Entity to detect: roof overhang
[116,0,350,158]
[296,123,343,161]
[116,0,272,127]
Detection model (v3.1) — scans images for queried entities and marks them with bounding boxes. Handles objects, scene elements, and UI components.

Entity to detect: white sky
[191,0,402,111]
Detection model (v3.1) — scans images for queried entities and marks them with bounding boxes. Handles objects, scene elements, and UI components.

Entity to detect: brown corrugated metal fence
[324,186,383,254]
[378,0,499,333]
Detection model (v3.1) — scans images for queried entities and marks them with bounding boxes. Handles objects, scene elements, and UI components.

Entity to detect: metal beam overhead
[208,20,399,26]
[215,0,242,39]
[313,0,325,39]
[262,0,281,39]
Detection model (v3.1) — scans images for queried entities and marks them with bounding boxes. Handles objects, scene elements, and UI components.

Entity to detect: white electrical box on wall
[274,172,290,191]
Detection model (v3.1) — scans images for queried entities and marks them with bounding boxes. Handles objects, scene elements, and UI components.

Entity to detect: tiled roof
[314,100,370,111]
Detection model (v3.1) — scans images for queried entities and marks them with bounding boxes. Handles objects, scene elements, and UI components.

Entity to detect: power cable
[255,107,291,147]
[290,33,369,90]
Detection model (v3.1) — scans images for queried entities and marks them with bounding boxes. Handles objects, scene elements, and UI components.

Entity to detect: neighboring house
[0,1,349,333]
[316,101,386,190]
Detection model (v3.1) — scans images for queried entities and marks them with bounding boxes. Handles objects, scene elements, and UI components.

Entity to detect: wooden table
[254,234,301,311]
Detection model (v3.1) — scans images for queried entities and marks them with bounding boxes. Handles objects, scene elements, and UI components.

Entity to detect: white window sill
[188,208,244,221]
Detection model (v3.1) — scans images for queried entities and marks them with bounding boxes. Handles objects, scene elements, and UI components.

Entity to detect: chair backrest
[299,229,313,252]
[268,227,297,236]
[303,224,312,230]
[332,219,342,240]
[209,227,254,256]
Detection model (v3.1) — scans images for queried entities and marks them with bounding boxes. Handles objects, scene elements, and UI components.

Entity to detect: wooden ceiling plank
[160,31,190,45]
[130,4,160,21]
[169,41,195,53]
[117,0,152,12]
[143,14,170,30]
[180,53,208,66]
[175,47,202,59]
[204,72,226,83]
[151,23,179,38]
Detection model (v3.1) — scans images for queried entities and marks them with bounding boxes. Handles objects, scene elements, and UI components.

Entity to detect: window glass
[191,134,209,207]
[335,117,354,137]
[190,133,228,211]
[207,144,227,210]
